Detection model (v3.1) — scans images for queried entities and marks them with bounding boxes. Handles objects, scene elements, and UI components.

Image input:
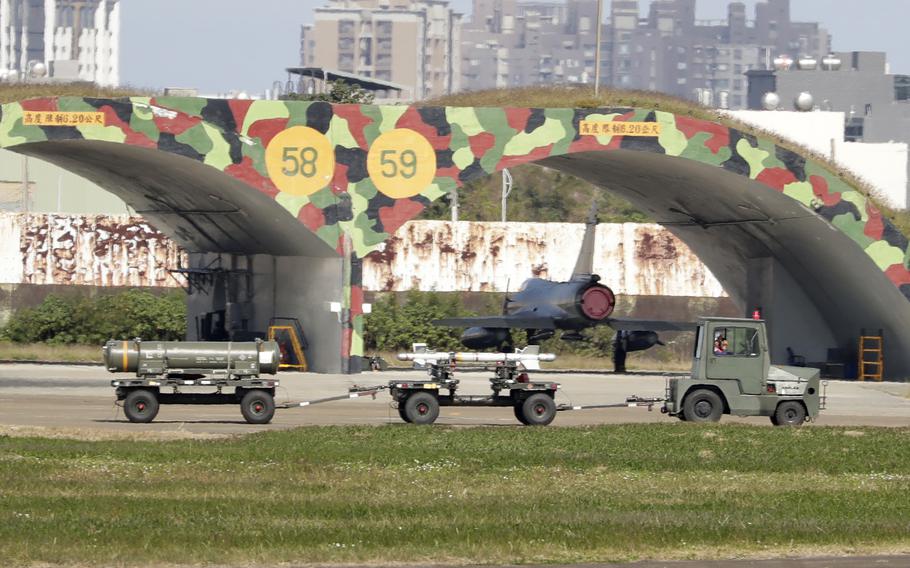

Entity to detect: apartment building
[300,0,461,101]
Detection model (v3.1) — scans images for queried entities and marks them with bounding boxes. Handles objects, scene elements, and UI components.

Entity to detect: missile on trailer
[397,346,556,370]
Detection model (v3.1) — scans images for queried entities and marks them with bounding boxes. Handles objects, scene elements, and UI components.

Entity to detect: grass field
[0,342,100,363]
[1,425,908,566]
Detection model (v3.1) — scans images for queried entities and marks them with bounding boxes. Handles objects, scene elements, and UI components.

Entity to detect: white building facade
[0,0,119,86]
[727,110,910,210]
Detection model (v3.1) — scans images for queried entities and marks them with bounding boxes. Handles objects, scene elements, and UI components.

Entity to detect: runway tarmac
[0,363,907,437]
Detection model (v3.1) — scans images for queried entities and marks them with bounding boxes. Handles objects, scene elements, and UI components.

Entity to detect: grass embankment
[0,342,100,363]
[0,84,144,105]
[1,425,908,566]
[428,86,910,235]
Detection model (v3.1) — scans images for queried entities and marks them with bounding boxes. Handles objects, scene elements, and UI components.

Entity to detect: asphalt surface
[0,363,907,436]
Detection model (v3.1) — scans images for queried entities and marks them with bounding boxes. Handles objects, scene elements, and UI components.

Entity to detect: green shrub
[364,291,472,352]
[363,290,617,356]
[0,290,186,345]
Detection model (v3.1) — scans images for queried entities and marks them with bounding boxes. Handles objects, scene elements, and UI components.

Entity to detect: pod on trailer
[105,339,282,424]
[103,339,281,376]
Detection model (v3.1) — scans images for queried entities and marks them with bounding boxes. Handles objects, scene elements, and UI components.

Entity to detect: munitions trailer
[105,339,282,424]
[377,348,561,425]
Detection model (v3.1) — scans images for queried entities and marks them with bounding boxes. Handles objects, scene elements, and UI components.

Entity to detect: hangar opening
[532,150,910,376]
[7,140,348,373]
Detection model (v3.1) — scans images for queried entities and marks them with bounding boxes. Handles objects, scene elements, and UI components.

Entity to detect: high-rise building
[610,0,829,109]
[462,0,598,89]
[300,0,461,101]
[460,0,830,110]
[0,0,120,86]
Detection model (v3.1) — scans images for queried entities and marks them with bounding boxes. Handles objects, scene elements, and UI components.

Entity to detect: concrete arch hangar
[2,97,909,376]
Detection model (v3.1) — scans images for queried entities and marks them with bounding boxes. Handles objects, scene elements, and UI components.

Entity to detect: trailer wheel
[240,390,275,424]
[682,389,723,423]
[123,389,159,423]
[773,401,806,426]
[521,393,556,426]
[397,404,412,423]
[403,392,439,425]
[513,404,529,425]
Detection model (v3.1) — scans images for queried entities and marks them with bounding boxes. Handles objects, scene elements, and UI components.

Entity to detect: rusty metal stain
[5,213,187,287]
[363,221,726,297]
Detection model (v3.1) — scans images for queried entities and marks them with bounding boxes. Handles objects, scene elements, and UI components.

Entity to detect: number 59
[379,149,417,179]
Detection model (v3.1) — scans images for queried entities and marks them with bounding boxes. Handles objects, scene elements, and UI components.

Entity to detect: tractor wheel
[520,393,556,426]
[682,389,723,423]
[403,392,439,425]
[513,404,529,425]
[773,401,807,426]
[123,389,159,423]
[240,390,276,424]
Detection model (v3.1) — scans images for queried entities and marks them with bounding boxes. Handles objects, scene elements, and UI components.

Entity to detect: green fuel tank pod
[103,340,281,376]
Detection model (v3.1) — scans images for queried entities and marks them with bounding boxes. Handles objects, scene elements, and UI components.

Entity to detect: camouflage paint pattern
[1,97,908,366]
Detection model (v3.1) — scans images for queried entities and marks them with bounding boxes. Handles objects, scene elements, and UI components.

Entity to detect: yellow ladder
[858,332,883,381]
[268,325,308,372]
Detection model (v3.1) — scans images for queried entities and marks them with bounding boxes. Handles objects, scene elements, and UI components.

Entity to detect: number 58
[282,147,319,177]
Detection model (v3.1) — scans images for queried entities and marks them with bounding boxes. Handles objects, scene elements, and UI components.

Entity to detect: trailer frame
[112,376,279,424]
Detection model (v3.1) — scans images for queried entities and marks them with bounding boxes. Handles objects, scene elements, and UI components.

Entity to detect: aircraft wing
[432,315,558,329]
[607,317,696,332]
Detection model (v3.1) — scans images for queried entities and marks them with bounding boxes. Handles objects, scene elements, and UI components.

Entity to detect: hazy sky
[120,0,910,95]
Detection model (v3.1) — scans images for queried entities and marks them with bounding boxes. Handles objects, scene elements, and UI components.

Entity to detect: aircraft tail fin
[571,202,598,278]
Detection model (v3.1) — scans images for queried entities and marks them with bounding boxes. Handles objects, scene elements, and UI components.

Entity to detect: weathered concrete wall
[0,212,185,287]
[1,214,724,298]
[363,221,725,297]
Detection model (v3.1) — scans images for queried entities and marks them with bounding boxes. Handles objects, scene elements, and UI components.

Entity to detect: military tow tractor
[661,317,824,425]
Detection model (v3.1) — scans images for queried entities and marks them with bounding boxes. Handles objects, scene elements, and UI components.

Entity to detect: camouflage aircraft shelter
[1,97,909,376]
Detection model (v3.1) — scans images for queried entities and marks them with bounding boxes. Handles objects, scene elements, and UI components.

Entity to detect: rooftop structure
[284,66,408,101]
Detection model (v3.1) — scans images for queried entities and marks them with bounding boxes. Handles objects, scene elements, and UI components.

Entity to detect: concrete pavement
[0,364,906,437]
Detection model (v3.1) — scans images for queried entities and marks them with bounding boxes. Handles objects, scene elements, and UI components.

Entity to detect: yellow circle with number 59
[265,126,335,196]
[367,128,437,198]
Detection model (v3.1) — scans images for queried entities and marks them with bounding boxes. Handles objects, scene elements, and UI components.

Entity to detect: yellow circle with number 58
[265,126,335,196]
[367,128,437,198]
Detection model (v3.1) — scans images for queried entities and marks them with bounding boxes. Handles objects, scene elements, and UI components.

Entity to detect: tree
[284,80,375,104]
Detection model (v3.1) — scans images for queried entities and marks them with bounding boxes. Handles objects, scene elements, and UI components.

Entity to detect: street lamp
[500,168,513,222]
[594,0,603,96]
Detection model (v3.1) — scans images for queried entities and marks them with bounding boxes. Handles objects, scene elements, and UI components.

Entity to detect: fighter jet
[433,205,691,367]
